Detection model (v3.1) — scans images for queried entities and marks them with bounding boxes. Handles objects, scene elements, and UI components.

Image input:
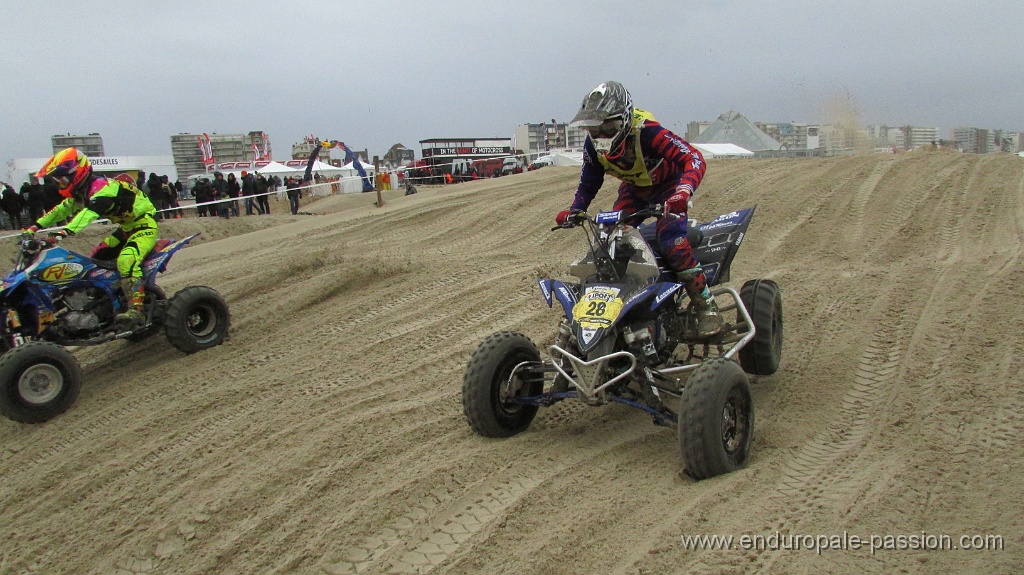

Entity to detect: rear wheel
[0,342,82,423]
[164,286,230,354]
[463,332,543,438]
[679,358,754,480]
[737,279,783,376]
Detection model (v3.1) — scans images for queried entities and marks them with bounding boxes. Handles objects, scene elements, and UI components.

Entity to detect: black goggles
[584,118,624,139]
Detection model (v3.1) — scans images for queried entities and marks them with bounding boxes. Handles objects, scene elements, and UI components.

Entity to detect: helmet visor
[582,118,623,139]
[53,175,72,191]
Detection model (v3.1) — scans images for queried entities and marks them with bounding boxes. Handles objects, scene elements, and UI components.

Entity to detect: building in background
[8,155,175,186]
[52,133,104,157]
[419,137,513,177]
[685,122,712,142]
[953,127,990,154]
[513,121,587,157]
[1001,132,1024,153]
[291,137,323,162]
[755,122,820,151]
[170,131,270,178]
[382,144,415,168]
[904,126,940,149]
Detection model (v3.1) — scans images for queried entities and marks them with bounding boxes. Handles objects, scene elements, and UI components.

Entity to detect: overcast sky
[2,0,1021,170]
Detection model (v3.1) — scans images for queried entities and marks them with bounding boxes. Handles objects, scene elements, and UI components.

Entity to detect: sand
[1,150,1021,574]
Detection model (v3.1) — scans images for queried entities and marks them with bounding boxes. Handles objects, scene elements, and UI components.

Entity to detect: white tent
[305,160,349,177]
[341,161,375,173]
[254,161,299,176]
[693,143,755,158]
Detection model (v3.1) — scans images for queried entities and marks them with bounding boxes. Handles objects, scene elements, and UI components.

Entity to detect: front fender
[537,278,578,319]
[0,271,29,298]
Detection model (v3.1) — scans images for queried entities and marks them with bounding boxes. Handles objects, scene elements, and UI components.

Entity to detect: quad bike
[0,232,230,423]
[462,205,782,479]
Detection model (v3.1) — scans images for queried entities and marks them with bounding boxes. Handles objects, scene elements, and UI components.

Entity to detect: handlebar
[551,203,679,231]
[16,235,54,252]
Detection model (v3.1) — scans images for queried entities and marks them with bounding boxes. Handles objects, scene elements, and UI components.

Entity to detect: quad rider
[557,80,722,337]
[28,147,159,329]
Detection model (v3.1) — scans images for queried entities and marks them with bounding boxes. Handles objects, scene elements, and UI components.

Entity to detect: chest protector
[596,108,660,186]
[88,180,156,227]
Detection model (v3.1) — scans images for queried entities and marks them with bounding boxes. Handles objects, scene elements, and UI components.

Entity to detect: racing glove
[21,225,39,239]
[46,229,70,245]
[667,183,694,214]
[556,209,586,226]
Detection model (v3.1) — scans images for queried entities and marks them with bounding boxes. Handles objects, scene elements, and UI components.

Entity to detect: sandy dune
[1,150,1022,574]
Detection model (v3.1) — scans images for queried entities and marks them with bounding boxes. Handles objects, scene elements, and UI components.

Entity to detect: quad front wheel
[0,342,83,423]
[164,286,230,354]
[678,358,754,480]
[463,332,544,438]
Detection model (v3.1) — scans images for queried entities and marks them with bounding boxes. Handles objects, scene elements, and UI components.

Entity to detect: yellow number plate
[572,286,624,329]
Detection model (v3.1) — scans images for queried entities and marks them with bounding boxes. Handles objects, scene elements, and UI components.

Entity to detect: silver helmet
[569,81,634,155]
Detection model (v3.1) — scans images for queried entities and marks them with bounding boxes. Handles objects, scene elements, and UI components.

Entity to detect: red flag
[202,133,214,166]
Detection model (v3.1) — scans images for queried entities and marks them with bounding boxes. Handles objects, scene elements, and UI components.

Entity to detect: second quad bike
[0,232,230,423]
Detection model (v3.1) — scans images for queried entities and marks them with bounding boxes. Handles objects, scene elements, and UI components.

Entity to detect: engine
[52,287,115,336]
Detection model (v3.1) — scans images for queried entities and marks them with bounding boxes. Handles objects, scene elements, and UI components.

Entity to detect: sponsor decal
[88,269,116,281]
[700,220,738,231]
[39,262,85,282]
[538,280,552,305]
[735,231,744,245]
[654,284,681,306]
[557,286,575,304]
[596,211,622,225]
[702,262,721,285]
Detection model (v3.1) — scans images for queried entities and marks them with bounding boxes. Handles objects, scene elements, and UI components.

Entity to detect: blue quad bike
[462,205,783,480]
[0,233,230,423]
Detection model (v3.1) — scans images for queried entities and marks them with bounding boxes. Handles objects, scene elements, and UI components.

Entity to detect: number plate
[572,286,624,329]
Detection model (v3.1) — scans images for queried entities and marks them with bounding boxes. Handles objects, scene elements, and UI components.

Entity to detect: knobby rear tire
[164,286,230,354]
[737,279,783,376]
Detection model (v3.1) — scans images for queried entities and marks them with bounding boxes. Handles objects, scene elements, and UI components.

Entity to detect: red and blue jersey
[571,117,706,212]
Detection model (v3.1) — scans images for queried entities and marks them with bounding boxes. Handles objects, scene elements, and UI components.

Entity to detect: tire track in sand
[734,323,904,575]
[320,415,659,574]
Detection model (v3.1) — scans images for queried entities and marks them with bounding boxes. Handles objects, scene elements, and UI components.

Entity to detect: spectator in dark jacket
[286,177,302,214]
[225,172,241,217]
[193,177,213,217]
[146,173,167,219]
[21,181,42,223]
[241,170,258,215]
[212,172,230,219]
[1,183,27,229]
[255,173,271,215]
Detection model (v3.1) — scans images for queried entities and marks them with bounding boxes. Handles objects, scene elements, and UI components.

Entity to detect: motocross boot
[116,277,146,328]
[677,267,723,338]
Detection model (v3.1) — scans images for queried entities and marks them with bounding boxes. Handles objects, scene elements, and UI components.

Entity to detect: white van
[530,155,555,170]
[500,157,524,175]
